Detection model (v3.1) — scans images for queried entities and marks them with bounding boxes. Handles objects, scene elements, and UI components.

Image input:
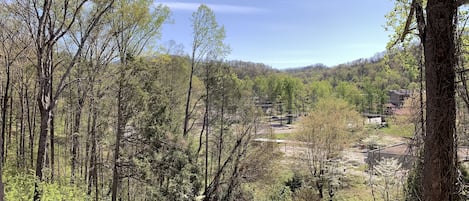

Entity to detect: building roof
[389,89,413,96]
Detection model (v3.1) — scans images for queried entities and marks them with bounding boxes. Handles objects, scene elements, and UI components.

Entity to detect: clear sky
[159,0,395,69]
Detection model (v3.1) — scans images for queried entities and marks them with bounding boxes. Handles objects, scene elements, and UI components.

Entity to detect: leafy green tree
[109,1,169,200]
[184,4,229,137]
[296,96,362,199]
[8,1,116,199]
[282,76,302,124]
[335,82,363,108]
[201,67,262,200]
[0,4,32,198]
[124,58,200,200]
[253,76,269,102]
[309,81,333,104]
[185,5,230,196]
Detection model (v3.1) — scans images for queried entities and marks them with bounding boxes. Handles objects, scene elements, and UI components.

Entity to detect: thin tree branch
[53,0,115,104]
[457,0,469,7]
[397,0,416,44]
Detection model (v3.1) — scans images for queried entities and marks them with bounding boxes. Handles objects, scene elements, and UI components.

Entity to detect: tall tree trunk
[49,74,55,181]
[111,77,124,201]
[214,77,225,198]
[422,1,457,200]
[1,62,10,164]
[71,86,84,183]
[85,101,91,184]
[0,59,9,201]
[7,89,13,162]
[87,83,99,201]
[183,55,196,137]
[19,82,26,168]
[34,37,54,201]
[91,106,99,201]
[26,83,36,168]
[0,158,3,201]
[34,100,51,201]
[204,71,210,194]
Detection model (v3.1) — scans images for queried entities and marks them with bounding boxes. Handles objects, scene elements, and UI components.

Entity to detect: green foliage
[4,167,88,201]
[267,74,287,103]
[125,58,201,200]
[4,168,34,201]
[270,185,293,201]
[335,81,363,107]
[283,55,414,114]
[192,4,230,61]
[0,1,428,200]
[244,149,294,201]
[295,97,363,199]
[228,60,278,79]
[405,160,423,201]
[285,172,302,193]
[112,0,170,57]
[384,0,421,48]
[38,181,89,201]
[379,122,414,138]
[335,175,375,201]
[309,80,333,103]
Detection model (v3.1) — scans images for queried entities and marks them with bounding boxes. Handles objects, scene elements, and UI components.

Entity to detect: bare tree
[0,4,31,200]
[9,0,115,199]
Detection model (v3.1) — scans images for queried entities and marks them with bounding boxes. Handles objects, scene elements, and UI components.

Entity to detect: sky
[158,0,395,69]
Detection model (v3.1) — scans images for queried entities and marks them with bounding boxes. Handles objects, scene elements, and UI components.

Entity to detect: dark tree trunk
[215,79,225,197]
[0,161,3,201]
[49,74,55,181]
[34,102,51,201]
[204,65,210,194]
[92,110,99,201]
[26,83,36,168]
[85,102,91,184]
[0,59,10,201]
[34,47,54,201]
[71,87,84,183]
[422,1,458,200]
[7,89,13,162]
[317,180,324,199]
[19,82,26,168]
[111,78,124,201]
[1,63,10,164]
[87,93,98,201]
[183,55,196,137]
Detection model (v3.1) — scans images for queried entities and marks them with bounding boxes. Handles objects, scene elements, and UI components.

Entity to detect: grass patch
[379,123,414,138]
[379,115,415,138]
[259,132,295,140]
[246,159,295,201]
[336,175,376,201]
[272,133,294,140]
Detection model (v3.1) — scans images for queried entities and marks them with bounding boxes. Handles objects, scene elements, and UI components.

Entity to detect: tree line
[0,1,270,200]
[1,0,468,200]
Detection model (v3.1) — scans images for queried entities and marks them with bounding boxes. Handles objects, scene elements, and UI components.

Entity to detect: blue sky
[159,0,395,69]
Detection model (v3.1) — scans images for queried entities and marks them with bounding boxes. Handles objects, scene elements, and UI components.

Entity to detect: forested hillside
[1,0,469,201]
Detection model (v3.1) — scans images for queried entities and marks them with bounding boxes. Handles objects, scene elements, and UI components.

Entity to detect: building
[388,90,413,108]
[363,113,387,127]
